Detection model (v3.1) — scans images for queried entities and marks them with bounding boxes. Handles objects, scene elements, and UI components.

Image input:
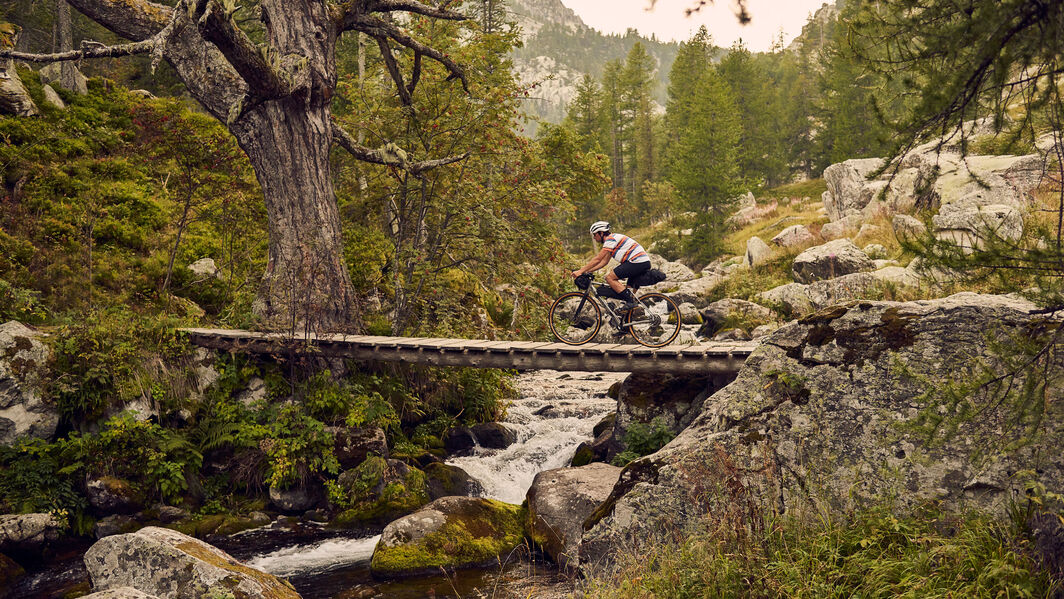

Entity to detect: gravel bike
[548,273,682,347]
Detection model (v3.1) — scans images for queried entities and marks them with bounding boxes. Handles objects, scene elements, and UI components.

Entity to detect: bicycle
[548,273,682,347]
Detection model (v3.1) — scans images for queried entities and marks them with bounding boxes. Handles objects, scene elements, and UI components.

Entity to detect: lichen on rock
[581,293,1064,574]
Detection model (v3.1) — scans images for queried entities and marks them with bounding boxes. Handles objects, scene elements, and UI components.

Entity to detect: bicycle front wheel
[548,292,602,345]
[625,292,682,347]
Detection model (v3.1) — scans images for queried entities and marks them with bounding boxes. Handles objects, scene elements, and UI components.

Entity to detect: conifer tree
[620,42,656,209]
[667,51,742,263]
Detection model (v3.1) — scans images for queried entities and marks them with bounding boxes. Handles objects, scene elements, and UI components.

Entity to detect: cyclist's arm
[573,248,612,276]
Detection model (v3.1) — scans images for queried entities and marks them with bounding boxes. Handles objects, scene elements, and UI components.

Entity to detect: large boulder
[820,213,863,241]
[0,321,58,446]
[932,203,1024,251]
[83,526,298,599]
[0,28,39,117]
[743,236,773,269]
[268,481,321,513]
[925,153,1044,211]
[39,62,88,95]
[615,373,734,441]
[823,158,886,221]
[581,294,1064,572]
[370,496,524,577]
[771,224,815,248]
[892,214,928,241]
[791,239,875,284]
[330,456,430,525]
[0,513,63,553]
[471,422,518,449]
[526,463,622,570]
[698,299,776,338]
[648,254,697,283]
[804,272,881,311]
[86,475,143,514]
[662,274,726,309]
[80,589,160,599]
[423,462,483,499]
[759,283,813,316]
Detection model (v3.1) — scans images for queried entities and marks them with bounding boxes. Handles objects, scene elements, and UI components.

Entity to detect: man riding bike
[571,221,651,313]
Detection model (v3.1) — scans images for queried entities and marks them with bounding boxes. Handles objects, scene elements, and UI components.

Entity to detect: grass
[581,505,1060,599]
[756,179,829,202]
[722,200,827,258]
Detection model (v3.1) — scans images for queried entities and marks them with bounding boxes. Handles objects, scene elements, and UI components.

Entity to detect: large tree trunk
[233,101,357,333]
[224,1,357,333]
[64,0,359,333]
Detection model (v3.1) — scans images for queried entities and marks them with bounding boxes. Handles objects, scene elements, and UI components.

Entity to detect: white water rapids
[245,369,624,585]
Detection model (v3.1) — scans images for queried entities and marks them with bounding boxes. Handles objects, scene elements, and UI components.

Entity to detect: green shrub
[612,416,675,467]
[49,311,192,423]
[584,505,1059,598]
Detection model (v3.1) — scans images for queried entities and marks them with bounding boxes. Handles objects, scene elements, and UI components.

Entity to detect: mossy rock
[569,442,594,467]
[182,513,262,538]
[0,552,25,590]
[330,456,430,527]
[370,496,526,578]
[423,462,483,499]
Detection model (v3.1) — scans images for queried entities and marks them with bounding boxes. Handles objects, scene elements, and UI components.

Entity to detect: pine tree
[667,55,742,264]
[565,73,604,153]
[619,43,657,209]
[600,59,626,195]
[664,27,714,179]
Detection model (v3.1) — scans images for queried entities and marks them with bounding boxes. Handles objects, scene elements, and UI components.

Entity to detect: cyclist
[571,221,651,312]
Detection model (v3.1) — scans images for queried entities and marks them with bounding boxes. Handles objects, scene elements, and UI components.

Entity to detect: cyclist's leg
[604,268,626,294]
[612,261,650,292]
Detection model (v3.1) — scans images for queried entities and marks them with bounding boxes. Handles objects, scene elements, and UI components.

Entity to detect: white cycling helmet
[589,221,610,235]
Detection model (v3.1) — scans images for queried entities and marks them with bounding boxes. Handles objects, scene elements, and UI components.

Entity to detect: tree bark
[64,0,358,332]
[53,0,82,93]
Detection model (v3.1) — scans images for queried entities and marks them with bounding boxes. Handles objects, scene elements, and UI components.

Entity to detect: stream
[235,369,623,599]
[12,370,623,599]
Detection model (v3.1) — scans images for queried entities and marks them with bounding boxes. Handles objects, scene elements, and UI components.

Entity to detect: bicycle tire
[625,292,682,348]
[548,292,602,345]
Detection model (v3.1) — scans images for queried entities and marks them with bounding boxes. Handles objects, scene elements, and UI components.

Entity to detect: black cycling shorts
[613,260,651,281]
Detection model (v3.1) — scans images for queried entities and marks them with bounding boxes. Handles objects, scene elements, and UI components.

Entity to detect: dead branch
[331,119,468,177]
[343,13,468,93]
[368,0,468,21]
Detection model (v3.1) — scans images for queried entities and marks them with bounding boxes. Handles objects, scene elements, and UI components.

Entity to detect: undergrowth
[583,505,1059,598]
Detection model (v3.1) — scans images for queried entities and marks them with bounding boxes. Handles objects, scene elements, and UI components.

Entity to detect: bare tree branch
[332,119,468,177]
[367,0,468,21]
[344,13,468,92]
[374,36,413,105]
[66,0,170,42]
[0,38,155,62]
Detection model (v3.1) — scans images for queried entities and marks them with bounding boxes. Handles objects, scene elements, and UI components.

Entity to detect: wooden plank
[434,339,477,349]
[506,342,556,351]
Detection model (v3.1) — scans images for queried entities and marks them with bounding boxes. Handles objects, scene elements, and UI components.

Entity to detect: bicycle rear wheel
[625,292,682,347]
[548,292,602,345]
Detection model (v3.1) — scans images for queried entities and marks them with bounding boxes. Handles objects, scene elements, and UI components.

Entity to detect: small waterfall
[447,370,623,503]
[239,369,623,598]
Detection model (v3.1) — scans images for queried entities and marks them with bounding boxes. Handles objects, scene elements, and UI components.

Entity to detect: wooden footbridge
[179,328,759,375]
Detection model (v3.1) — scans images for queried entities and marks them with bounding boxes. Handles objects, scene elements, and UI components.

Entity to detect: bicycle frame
[573,276,652,331]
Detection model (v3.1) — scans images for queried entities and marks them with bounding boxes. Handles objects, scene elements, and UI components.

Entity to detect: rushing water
[238,369,625,599]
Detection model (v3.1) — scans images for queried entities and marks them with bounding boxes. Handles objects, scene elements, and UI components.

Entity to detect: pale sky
[559,0,832,52]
